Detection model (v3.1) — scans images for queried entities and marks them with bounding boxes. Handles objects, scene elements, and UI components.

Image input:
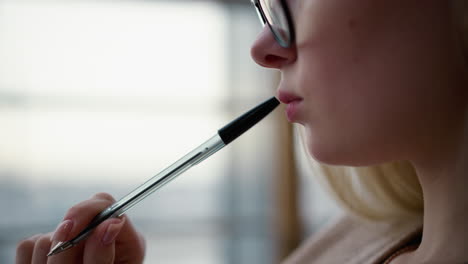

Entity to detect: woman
[16,0,468,263]
[251,0,468,263]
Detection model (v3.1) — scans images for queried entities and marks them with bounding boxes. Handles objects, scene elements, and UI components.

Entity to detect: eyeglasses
[251,0,295,48]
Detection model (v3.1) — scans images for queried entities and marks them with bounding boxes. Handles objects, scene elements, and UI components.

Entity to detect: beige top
[283,214,423,264]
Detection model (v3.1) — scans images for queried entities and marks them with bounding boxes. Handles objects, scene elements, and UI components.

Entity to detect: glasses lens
[259,0,291,47]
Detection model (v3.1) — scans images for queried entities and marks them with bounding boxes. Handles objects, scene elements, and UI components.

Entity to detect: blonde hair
[300,3,468,221]
[309,159,424,220]
[298,126,423,221]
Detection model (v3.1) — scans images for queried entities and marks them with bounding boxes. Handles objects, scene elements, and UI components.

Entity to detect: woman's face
[251,0,466,166]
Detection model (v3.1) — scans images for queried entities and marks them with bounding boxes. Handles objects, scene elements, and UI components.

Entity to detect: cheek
[293,3,380,122]
[292,0,438,121]
[296,46,426,166]
[289,1,456,165]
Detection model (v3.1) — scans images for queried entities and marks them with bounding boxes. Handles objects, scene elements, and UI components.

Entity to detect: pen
[47,96,280,256]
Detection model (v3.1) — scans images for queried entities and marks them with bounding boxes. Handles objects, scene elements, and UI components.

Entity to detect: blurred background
[0,0,340,263]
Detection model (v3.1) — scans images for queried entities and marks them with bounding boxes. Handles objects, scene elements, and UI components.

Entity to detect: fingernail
[102,221,123,245]
[52,219,74,243]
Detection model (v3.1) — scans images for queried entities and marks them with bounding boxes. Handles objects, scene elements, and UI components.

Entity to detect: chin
[307,143,350,166]
[305,133,383,167]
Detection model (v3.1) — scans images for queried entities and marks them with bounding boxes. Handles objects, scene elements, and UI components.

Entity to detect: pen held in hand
[47,96,280,257]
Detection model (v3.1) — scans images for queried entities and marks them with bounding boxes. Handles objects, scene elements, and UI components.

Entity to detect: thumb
[83,217,125,264]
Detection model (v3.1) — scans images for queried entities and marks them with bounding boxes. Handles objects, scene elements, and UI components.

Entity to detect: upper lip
[277,90,303,104]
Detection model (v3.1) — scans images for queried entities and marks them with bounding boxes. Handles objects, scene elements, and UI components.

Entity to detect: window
[0,1,281,263]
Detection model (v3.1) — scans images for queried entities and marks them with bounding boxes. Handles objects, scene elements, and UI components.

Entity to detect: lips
[277,90,303,122]
[278,90,302,104]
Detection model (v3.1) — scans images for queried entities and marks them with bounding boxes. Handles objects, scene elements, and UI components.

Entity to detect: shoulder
[282,214,422,264]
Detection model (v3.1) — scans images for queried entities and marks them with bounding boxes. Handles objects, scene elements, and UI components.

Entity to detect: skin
[15,193,145,264]
[251,0,468,263]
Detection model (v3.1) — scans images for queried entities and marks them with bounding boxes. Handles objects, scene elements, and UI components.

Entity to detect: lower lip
[286,100,302,122]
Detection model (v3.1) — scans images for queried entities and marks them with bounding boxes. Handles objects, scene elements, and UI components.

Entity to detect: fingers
[83,217,125,264]
[16,234,40,264]
[15,233,52,264]
[113,216,146,263]
[47,219,79,264]
[90,192,116,203]
[59,192,115,242]
[16,193,145,264]
[64,192,145,263]
[31,235,52,264]
[48,193,116,264]
[90,194,145,262]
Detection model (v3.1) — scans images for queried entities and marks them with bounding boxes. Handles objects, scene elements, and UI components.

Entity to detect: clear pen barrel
[109,134,225,217]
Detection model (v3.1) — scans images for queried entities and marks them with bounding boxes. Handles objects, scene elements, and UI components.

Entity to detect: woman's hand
[15,193,146,264]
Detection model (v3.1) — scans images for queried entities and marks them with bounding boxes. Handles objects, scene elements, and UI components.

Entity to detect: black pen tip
[218,97,280,145]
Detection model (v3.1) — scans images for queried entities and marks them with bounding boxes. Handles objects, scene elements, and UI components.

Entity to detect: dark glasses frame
[251,0,295,48]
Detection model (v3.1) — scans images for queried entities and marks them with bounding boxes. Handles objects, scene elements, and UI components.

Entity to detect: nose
[250,27,297,69]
